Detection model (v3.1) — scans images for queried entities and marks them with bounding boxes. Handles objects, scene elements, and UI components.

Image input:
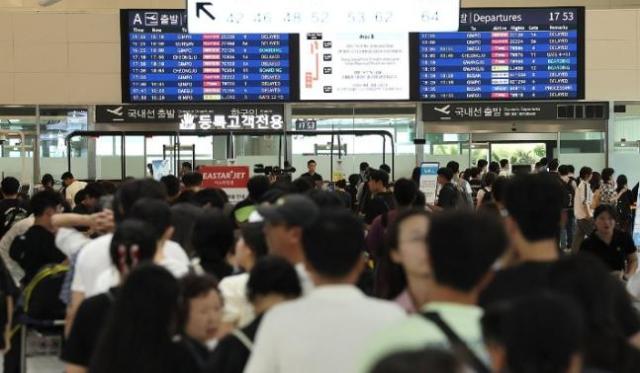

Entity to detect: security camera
[39,0,63,6]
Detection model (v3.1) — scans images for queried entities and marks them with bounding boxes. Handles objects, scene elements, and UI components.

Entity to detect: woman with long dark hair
[89,265,198,373]
[616,174,634,232]
[375,209,432,313]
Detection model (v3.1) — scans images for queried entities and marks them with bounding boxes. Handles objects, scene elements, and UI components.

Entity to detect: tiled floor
[25,356,64,373]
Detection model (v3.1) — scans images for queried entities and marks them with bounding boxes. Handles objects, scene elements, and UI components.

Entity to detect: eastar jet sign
[186,0,460,34]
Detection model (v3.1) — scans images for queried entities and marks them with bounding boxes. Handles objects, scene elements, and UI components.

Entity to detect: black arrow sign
[196,2,215,20]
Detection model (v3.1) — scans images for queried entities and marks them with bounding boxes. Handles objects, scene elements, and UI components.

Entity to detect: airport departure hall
[0,0,639,372]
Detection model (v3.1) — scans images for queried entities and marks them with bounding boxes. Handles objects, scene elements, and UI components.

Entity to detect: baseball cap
[257,194,319,228]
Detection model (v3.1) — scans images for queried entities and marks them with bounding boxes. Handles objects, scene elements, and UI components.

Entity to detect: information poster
[151,159,172,180]
[300,32,410,100]
[199,165,250,204]
[419,162,439,205]
[634,187,640,247]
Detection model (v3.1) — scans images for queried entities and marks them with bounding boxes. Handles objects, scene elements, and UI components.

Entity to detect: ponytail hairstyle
[109,219,158,277]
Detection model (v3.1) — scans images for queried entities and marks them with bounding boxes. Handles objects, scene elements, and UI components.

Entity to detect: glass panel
[124,136,146,179]
[424,133,470,170]
[559,131,606,176]
[491,143,546,166]
[96,136,122,180]
[611,105,640,192]
[0,108,37,185]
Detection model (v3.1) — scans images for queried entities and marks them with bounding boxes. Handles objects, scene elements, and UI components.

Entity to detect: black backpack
[22,264,68,322]
[559,178,574,209]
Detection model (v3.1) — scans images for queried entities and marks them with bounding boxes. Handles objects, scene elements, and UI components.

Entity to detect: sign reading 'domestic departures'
[186,0,460,34]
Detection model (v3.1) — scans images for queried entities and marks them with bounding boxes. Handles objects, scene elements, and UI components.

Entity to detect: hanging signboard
[199,165,251,204]
[422,102,608,122]
[95,104,285,131]
[186,0,460,34]
[419,162,439,205]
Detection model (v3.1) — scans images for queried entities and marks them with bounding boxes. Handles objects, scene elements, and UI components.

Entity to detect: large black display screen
[121,10,297,103]
[415,7,584,100]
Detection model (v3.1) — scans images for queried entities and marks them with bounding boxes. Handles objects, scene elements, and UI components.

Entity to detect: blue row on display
[121,7,584,102]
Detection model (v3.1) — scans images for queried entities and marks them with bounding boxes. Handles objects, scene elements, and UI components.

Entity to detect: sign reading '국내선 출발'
[186,0,460,34]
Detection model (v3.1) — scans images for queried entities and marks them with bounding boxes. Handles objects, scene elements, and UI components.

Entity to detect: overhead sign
[199,165,250,203]
[299,32,410,100]
[416,7,585,101]
[186,0,460,34]
[294,119,317,131]
[122,10,294,103]
[422,102,608,122]
[419,162,439,205]
[96,104,285,131]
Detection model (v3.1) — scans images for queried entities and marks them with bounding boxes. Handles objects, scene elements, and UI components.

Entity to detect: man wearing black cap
[258,195,319,294]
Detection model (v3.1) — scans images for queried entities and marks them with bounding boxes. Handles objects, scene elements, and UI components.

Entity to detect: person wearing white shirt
[572,167,594,253]
[499,159,511,177]
[0,216,33,285]
[90,198,189,296]
[244,210,405,373]
[61,172,87,209]
[256,195,320,295]
[67,179,186,335]
[218,222,269,335]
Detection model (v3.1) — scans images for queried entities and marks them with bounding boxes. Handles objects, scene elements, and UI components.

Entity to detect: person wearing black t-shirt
[300,160,323,189]
[89,265,199,373]
[433,167,459,210]
[62,220,158,373]
[0,177,29,239]
[206,256,302,373]
[9,190,65,286]
[363,169,396,225]
[480,174,565,308]
[580,204,638,278]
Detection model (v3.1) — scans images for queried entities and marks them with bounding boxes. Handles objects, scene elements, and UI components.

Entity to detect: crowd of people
[0,156,636,373]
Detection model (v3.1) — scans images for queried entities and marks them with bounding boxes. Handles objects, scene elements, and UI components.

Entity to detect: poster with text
[419,162,439,205]
[300,32,410,100]
[199,165,250,204]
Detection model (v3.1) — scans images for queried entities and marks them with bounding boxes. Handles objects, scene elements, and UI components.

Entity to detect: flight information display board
[415,7,585,100]
[121,10,297,103]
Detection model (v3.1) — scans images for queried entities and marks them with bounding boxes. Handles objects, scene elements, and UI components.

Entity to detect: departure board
[415,7,584,100]
[121,10,297,103]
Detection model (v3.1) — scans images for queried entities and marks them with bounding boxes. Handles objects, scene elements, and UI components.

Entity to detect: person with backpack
[9,190,66,286]
[559,165,577,251]
[598,168,618,207]
[0,177,29,240]
[432,168,460,211]
[447,161,473,209]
